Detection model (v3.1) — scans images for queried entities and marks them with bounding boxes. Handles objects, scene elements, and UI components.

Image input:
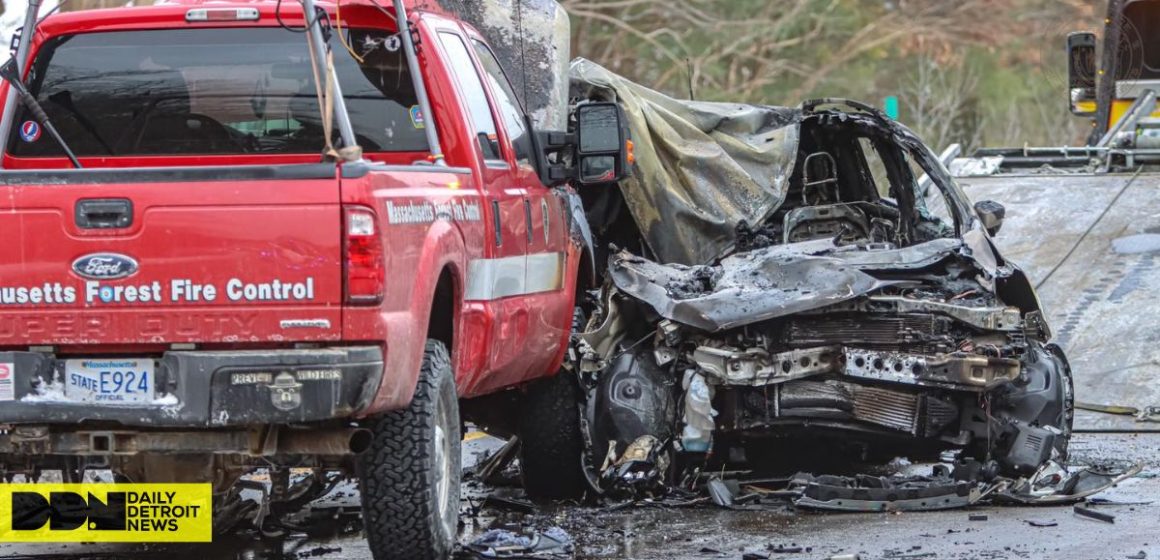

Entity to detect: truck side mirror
[575,103,632,185]
[975,199,1005,236]
[1067,32,1097,116]
[532,102,633,187]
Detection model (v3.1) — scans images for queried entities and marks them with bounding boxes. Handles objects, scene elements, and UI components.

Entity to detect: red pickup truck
[0,0,627,557]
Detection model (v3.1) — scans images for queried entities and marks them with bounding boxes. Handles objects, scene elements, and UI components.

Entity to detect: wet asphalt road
[3,432,1159,560]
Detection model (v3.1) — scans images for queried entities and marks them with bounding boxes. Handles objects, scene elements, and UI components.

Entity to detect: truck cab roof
[38,0,402,34]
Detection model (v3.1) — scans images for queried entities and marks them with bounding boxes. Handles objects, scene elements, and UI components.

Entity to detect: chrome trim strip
[524,252,566,296]
[464,252,565,301]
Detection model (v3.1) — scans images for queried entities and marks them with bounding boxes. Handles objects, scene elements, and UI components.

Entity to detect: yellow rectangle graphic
[0,483,212,543]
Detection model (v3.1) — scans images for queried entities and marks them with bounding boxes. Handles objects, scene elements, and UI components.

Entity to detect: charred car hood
[610,237,965,332]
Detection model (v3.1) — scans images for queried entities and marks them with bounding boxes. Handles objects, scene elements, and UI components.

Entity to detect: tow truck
[0,0,629,557]
[951,0,1160,431]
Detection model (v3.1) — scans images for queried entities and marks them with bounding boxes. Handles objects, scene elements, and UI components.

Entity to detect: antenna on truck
[298,0,362,160]
[0,58,81,167]
[392,0,445,165]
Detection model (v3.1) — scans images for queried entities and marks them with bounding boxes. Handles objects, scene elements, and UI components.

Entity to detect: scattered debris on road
[1073,504,1116,523]
[1024,519,1059,527]
[1089,497,1155,506]
[476,437,523,487]
[480,494,537,515]
[1077,401,1160,424]
[767,543,806,553]
[705,478,735,508]
[462,527,574,559]
[796,473,977,513]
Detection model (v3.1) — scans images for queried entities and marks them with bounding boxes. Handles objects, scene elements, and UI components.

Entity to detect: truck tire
[358,340,461,560]
[518,370,586,499]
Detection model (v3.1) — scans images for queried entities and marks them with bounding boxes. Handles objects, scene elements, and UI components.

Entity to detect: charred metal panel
[692,345,839,386]
[609,249,895,333]
[778,380,853,417]
[795,474,978,512]
[412,0,569,130]
[844,348,1020,391]
[590,348,678,458]
[570,60,801,265]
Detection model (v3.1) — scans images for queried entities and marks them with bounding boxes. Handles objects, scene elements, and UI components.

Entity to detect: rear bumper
[0,347,383,427]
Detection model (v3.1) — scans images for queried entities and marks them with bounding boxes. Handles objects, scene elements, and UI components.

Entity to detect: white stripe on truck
[464,252,565,301]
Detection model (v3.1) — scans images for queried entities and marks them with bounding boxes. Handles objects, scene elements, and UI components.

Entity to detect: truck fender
[560,188,596,290]
[364,219,467,415]
[530,188,595,378]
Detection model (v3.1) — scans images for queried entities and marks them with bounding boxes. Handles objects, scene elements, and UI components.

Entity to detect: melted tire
[358,340,460,560]
[519,370,586,499]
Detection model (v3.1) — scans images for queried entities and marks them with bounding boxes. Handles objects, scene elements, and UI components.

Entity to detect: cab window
[438,32,504,163]
[8,28,427,156]
[471,40,531,166]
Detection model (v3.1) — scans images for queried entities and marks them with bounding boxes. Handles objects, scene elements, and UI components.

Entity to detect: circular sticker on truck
[19,121,41,143]
[0,363,13,402]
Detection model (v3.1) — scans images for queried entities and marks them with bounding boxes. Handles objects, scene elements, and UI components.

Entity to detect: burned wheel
[1048,343,1075,459]
[977,342,1076,476]
[358,340,461,560]
[518,370,586,499]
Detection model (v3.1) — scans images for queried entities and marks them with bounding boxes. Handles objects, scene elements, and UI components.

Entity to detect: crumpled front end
[577,236,1073,495]
[566,94,1075,499]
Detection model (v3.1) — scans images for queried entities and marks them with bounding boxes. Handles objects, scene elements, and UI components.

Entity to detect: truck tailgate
[0,165,343,346]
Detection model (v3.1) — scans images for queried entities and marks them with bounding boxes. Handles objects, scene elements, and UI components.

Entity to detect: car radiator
[782,314,952,353]
[851,385,921,433]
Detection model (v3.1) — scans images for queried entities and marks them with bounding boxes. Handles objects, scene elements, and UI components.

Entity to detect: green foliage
[566,0,1102,149]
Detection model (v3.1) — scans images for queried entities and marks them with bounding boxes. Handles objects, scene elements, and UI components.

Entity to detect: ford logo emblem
[71,253,139,280]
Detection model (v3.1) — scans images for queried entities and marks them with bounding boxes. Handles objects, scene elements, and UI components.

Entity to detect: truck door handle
[76,198,133,229]
[492,200,502,247]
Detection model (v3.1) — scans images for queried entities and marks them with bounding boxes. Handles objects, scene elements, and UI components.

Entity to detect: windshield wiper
[0,57,82,168]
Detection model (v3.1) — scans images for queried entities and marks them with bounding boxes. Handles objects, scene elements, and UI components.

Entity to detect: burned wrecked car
[554,61,1074,496]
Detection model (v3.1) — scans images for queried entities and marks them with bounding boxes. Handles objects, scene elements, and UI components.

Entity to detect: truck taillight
[343,206,384,305]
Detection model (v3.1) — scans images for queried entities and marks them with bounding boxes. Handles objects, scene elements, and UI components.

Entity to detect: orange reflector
[625,139,635,165]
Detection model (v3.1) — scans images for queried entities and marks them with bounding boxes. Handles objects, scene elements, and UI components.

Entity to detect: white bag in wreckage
[409,0,570,131]
[569,58,802,266]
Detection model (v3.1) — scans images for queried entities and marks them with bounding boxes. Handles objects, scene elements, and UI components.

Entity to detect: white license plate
[64,359,155,404]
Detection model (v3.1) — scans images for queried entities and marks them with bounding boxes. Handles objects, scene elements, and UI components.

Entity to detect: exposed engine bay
[567,95,1075,500]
